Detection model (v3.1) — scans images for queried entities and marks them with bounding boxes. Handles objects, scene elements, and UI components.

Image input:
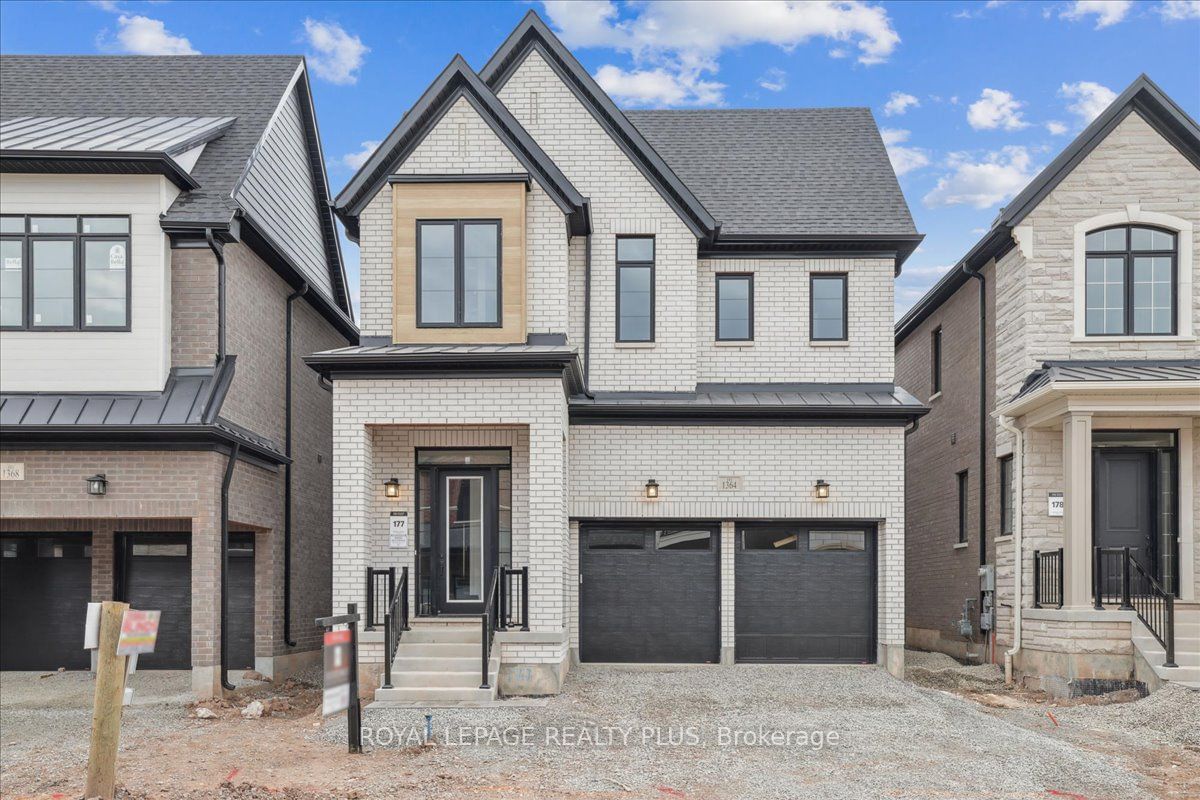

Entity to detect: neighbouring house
[0,56,356,697]
[309,11,927,702]
[896,75,1199,695]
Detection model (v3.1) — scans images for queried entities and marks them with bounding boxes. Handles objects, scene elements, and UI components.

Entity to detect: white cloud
[902,263,956,278]
[828,47,849,58]
[89,0,121,11]
[1159,0,1200,20]
[542,0,900,106]
[966,88,1029,131]
[1046,120,1069,135]
[1060,1,1133,28]
[757,67,787,92]
[883,91,920,116]
[923,146,1039,209]
[595,65,724,107]
[1059,80,1117,124]
[342,140,380,171]
[106,14,198,55]
[303,19,368,85]
[880,128,930,176]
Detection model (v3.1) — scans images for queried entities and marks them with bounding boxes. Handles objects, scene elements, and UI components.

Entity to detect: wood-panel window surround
[391,182,526,344]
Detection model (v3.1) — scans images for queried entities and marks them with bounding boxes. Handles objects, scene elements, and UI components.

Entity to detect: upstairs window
[810,273,847,341]
[417,219,501,327]
[0,215,130,331]
[616,236,654,342]
[1084,225,1176,336]
[930,325,943,396]
[999,455,1014,537]
[956,470,969,544]
[715,273,753,341]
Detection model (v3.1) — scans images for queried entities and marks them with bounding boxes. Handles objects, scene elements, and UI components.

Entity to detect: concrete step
[384,667,499,688]
[1133,641,1200,667]
[1156,666,1200,683]
[374,685,498,703]
[393,641,481,658]
[389,655,483,671]
[399,627,482,644]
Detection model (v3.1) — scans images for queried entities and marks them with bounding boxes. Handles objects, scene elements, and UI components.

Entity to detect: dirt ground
[2,658,1198,800]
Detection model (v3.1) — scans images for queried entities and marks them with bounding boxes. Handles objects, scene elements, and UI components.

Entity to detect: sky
[2,0,1198,319]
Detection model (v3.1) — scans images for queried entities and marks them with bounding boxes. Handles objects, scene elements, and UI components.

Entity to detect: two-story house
[0,56,356,697]
[897,75,1199,695]
[309,12,926,701]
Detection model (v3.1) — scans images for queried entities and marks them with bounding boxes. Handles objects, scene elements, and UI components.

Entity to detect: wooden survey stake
[85,601,130,800]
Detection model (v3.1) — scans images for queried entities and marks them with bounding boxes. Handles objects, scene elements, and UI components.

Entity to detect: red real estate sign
[323,628,352,716]
[115,609,161,656]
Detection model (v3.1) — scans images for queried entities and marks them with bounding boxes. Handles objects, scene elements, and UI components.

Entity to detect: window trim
[1083,224,1177,337]
[414,218,503,329]
[0,214,132,332]
[999,455,1014,537]
[930,325,943,396]
[956,469,969,544]
[715,272,754,342]
[809,272,848,342]
[615,235,655,343]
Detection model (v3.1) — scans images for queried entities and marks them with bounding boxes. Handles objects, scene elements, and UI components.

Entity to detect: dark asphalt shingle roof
[1013,360,1200,403]
[0,55,302,226]
[626,108,917,238]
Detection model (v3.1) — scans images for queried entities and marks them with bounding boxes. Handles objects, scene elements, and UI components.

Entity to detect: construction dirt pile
[905,648,1006,694]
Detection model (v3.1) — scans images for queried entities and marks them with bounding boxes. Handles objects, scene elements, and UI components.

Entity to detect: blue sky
[3,1,1198,318]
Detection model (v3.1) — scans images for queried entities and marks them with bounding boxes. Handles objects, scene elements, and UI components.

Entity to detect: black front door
[433,469,498,615]
[1093,449,1156,587]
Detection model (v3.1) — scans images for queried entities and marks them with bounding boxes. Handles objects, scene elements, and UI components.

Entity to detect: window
[956,470,969,544]
[587,531,645,550]
[1084,225,1176,336]
[809,530,866,552]
[616,236,654,342]
[810,273,847,341]
[0,215,130,331]
[655,528,713,551]
[999,455,1014,536]
[416,219,501,327]
[740,525,799,550]
[930,326,943,395]
[715,273,753,341]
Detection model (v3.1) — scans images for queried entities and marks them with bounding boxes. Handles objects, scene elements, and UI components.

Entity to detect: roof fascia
[0,150,199,189]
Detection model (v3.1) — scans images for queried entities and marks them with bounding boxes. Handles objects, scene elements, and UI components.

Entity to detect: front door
[434,469,498,615]
[1093,449,1156,592]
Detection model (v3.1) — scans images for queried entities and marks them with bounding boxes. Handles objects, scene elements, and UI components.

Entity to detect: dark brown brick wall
[171,247,219,368]
[895,260,1000,656]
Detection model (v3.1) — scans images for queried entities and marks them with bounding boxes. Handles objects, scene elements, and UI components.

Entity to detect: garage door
[1,534,92,670]
[735,523,875,663]
[580,523,719,663]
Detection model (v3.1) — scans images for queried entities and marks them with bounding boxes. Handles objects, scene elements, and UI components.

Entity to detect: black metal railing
[501,566,530,631]
[1033,548,1064,608]
[365,567,394,630]
[1093,546,1176,668]
[481,566,501,690]
[380,566,410,690]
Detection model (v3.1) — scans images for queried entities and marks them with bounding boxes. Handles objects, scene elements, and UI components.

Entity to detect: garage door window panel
[808,530,866,551]
[740,527,800,550]
[656,528,712,550]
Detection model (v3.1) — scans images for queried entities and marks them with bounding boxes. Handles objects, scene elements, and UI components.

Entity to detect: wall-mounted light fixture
[86,474,108,496]
[814,479,830,500]
[644,478,660,499]
[384,477,401,499]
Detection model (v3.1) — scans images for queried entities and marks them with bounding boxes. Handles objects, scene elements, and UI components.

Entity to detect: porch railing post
[382,611,393,690]
[1056,549,1064,608]
[1033,550,1042,608]
[520,566,530,631]
[1092,547,1104,610]
[499,568,508,630]
[364,568,375,630]
[1119,547,1134,611]
[387,566,396,617]
[401,566,410,630]
[1164,594,1176,668]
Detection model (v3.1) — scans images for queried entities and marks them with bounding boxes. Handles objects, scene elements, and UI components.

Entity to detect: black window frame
[809,272,848,342]
[956,469,969,544]
[415,218,503,329]
[999,455,1014,537]
[715,272,754,342]
[0,214,131,332]
[615,235,655,343]
[1083,224,1177,337]
[930,325,943,395]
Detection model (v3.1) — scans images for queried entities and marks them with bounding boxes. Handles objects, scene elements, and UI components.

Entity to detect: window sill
[928,391,942,403]
[809,340,849,347]
[714,340,754,347]
[995,534,1013,543]
[953,541,969,550]
[614,341,656,349]
[1070,334,1196,343]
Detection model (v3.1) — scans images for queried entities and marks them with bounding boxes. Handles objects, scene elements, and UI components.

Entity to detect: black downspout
[283,282,309,649]
[582,233,592,393]
[205,228,227,363]
[962,263,987,568]
[220,442,240,692]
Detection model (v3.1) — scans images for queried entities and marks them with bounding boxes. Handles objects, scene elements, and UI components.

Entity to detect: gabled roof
[0,115,235,155]
[896,74,1200,343]
[334,55,590,240]
[1011,359,1200,403]
[479,10,719,239]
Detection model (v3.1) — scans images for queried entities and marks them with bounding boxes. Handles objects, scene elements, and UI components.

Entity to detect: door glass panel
[740,527,799,550]
[655,529,712,551]
[498,469,512,568]
[445,476,483,602]
[417,449,511,466]
[416,467,434,615]
[1093,431,1176,448]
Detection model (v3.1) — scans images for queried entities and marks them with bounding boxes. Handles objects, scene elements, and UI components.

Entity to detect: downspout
[582,233,593,394]
[283,282,309,649]
[962,262,987,567]
[999,414,1024,685]
[219,441,240,692]
[205,228,227,364]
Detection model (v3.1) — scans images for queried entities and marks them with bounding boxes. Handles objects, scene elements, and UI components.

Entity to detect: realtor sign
[323,628,352,716]
[116,609,161,656]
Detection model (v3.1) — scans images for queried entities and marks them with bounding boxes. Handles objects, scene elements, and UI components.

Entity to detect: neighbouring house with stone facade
[0,56,356,697]
[310,11,927,702]
[896,75,1199,695]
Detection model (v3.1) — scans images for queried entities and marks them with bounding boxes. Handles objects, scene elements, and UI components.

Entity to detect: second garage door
[580,523,719,663]
[735,523,875,663]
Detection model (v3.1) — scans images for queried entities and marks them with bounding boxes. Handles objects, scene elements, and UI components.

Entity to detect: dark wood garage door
[580,523,719,663]
[1,534,92,670]
[735,523,875,663]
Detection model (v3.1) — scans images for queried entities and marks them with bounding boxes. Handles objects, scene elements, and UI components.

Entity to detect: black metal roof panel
[0,115,235,155]
[1012,360,1200,402]
[626,108,917,239]
[574,383,924,409]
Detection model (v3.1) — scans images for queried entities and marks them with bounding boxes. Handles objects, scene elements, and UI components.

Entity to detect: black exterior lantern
[645,478,660,499]
[814,479,830,500]
[384,477,401,499]
[86,474,108,496]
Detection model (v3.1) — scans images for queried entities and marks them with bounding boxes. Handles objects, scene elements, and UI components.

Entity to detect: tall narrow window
[616,236,654,342]
[715,273,753,341]
[999,455,1014,537]
[417,220,501,327]
[930,325,943,395]
[810,273,847,341]
[956,470,969,544]
[1084,225,1176,335]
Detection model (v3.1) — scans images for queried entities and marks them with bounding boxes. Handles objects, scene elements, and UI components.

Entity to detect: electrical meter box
[979,564,995,592]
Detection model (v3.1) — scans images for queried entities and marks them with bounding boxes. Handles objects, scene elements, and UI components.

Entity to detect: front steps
[374,619,499,704]
[1133,607,1200,689]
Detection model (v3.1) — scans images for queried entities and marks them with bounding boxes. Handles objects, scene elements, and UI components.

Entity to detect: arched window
[1084,225,1177,336]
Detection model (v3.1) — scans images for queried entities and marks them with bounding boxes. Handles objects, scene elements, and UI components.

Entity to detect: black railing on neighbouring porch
[365,567,394,630]
[380,566,409,690]
[1093,546,1176,668]
[1033,548,1063,609]
[480,566,531,690]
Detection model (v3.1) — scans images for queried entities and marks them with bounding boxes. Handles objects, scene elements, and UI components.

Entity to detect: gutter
[219,441,240,692]
[283,282,309,649]
[998,413,1024,685]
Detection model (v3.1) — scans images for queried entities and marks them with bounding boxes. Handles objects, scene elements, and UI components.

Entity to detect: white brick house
[311,12,926,698]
